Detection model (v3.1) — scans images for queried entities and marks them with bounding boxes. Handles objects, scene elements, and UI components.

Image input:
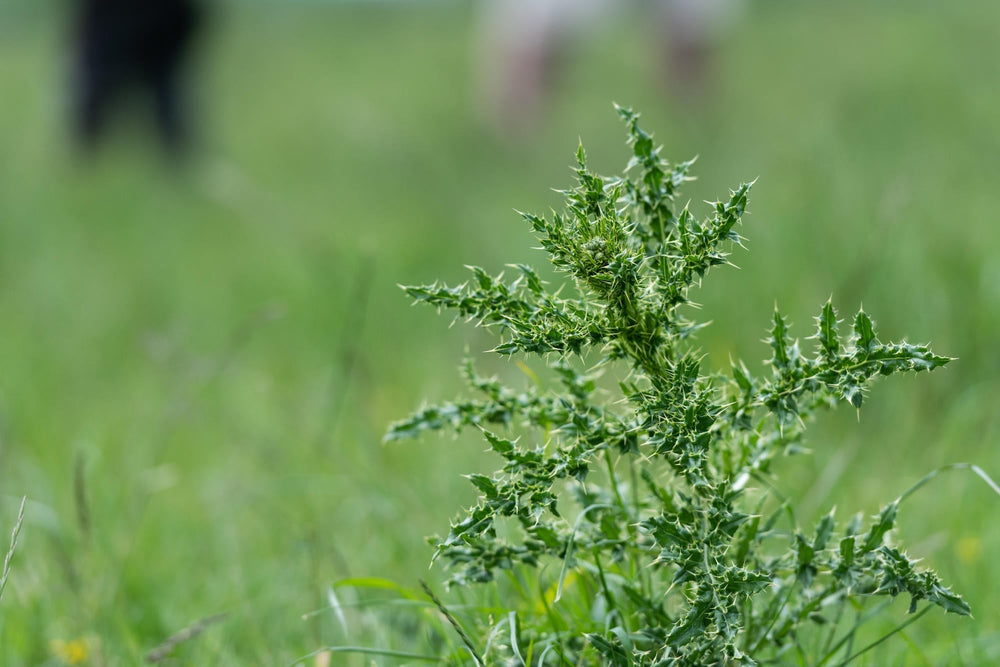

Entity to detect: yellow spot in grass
[956,536,981,564]
[51,638,89,664]
[536,571,578,614]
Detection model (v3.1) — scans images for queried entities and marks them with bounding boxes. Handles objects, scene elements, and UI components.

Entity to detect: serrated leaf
[846,512,864,536]
[861,500,898,554]
[796,533,816,584]
[470,266,492,290]
[732,359,754,393]
[839,536,855,566]
[841,381,864,408]
[466,474,498,498]
[481,429,515,455]
[853,309,878,352]
[666,592,714,647]
[927,585,972,616]
[769,308,793,370]
[814,508,836,550]
[512,264,544,295]
[724,567,771,596]
[817,299,840,360]
[587,633,629,661]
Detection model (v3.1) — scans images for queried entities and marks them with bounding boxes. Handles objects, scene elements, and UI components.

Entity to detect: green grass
[0,1,998,663]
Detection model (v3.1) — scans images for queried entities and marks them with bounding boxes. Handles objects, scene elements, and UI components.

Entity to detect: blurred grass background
[0,0,998,663]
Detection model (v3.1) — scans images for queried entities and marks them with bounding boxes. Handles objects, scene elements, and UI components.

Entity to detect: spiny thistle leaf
[860,500,898,555]
[767,307,796,372]
[816,298,840,361]
[853,309,878,352]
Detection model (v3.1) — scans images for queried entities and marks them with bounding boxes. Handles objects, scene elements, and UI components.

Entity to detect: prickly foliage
[387,108,963,665]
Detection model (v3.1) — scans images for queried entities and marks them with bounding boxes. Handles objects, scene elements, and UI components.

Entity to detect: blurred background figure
[657,0,735,96]
[71,0,203,154]
[477,0,612,133]
[477,0,739,134]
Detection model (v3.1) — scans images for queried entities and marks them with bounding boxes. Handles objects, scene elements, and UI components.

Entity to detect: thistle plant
[387,107,969,665]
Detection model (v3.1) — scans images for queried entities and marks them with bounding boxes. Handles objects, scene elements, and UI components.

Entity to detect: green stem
[604,450,639,557]
[593,550,620,624]
[815,599,893,667]
[832,605,932,667]
[748,578,798,656]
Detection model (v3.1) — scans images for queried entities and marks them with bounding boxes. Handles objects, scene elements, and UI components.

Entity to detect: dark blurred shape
[71,0,203,154]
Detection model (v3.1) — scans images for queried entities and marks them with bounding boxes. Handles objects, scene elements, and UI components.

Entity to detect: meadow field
[0,1,998,663]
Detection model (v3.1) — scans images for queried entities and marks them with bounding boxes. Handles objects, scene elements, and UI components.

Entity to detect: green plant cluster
[388,108,966,665]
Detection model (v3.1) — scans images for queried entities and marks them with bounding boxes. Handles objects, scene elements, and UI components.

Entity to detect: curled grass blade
[509,611,526,665]
[556,504,613,602]
[897,463,1000,504]
[332,576,424,599]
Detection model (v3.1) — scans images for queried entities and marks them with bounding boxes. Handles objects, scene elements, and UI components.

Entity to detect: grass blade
[421,579,485,667]
[291,646,440,665]
[0,496,26,605]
